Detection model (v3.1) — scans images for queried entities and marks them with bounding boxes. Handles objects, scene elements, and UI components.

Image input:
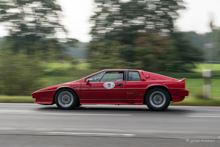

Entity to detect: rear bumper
[171,89,189,102]
[179,89,189,96]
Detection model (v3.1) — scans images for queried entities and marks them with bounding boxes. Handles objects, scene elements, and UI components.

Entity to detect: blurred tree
[0,0,65,37]
[88,41,129,69]
[168,32,204,72]
[89,0,186,69]
[0,50,44,95]
[0,0,77,59]
[133,31,174,71]
[90,0,185,44]
[89,31,204,72]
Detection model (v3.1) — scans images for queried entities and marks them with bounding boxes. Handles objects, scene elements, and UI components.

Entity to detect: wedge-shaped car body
[32,69,189,110]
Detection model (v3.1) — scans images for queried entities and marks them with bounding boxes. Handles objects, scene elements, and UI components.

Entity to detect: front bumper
[32,91,55,104]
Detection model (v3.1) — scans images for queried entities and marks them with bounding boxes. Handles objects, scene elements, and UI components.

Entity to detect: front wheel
[55,89,78,110]
[145,88,170,111]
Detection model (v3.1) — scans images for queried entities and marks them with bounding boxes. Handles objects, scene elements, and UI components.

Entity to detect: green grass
[75,62,90,70]
[171,97,220,106]
[44,62,89,72]
[44,62,72,72]
[41,76,77,87]
[184,78,220,99]
[0,96,34,103]
[193,63,220,72]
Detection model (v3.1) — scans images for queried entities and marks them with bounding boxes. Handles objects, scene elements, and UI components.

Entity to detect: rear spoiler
[179,78,186,82]
[179,78,186,88]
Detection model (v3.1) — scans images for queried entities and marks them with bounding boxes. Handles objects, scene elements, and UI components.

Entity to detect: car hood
[32,80,79,94]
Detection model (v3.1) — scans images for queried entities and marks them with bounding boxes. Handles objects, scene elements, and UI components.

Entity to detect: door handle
[117,84,123,87]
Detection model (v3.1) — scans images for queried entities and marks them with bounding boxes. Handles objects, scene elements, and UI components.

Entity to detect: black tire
[145,87,170,111]
[55,89,78,110]
[75,103,81,108]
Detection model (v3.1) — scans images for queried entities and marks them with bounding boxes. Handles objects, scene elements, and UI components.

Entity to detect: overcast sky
[0,0,220,42]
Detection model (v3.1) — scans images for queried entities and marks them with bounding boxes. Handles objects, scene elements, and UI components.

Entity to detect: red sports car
[32,69,189,111]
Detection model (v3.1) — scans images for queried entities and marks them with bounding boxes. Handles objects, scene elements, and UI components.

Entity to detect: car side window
[85,72,105,82]
[100,71,124,82]
[128,71,141,81]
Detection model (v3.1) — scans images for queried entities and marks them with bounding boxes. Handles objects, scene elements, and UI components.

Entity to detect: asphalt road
[0,103,220,147]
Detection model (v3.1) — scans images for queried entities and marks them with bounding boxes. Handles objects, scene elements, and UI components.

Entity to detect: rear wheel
[55,89,78,110]
[145,87,170,111]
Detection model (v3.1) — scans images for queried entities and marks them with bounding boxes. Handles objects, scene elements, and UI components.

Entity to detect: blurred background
[0,0,220,105]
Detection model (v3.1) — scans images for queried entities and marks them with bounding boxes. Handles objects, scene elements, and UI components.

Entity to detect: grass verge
[0,96,34,103]
[171,97,220,106]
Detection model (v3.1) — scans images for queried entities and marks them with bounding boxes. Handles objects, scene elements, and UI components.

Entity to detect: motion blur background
[0,0,219,104]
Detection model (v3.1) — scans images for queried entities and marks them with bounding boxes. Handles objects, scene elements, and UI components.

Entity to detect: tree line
[88,0,203,72]
[0,0,205,95]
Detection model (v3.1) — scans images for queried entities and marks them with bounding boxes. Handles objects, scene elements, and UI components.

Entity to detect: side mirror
[86,79,90,85]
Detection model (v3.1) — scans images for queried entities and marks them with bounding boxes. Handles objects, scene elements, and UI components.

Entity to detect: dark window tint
[128,71,141,81]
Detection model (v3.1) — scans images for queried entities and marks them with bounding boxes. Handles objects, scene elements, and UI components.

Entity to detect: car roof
[102,69,141,71]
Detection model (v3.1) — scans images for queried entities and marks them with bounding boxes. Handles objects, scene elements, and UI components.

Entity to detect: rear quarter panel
[139,71,187,102]
[146,80,186,102]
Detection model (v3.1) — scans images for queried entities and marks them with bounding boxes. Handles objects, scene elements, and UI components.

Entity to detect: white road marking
[189,116,220,118]
[45,113,131,116]
[0,110,35,114]
[46,132,136,137]
[0,110,131,116]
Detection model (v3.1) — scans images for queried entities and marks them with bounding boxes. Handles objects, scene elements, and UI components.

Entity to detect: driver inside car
[116,72,123,81]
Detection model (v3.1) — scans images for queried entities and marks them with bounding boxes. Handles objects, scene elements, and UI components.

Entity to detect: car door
[125,71,147,103]
[80,71,126,103]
